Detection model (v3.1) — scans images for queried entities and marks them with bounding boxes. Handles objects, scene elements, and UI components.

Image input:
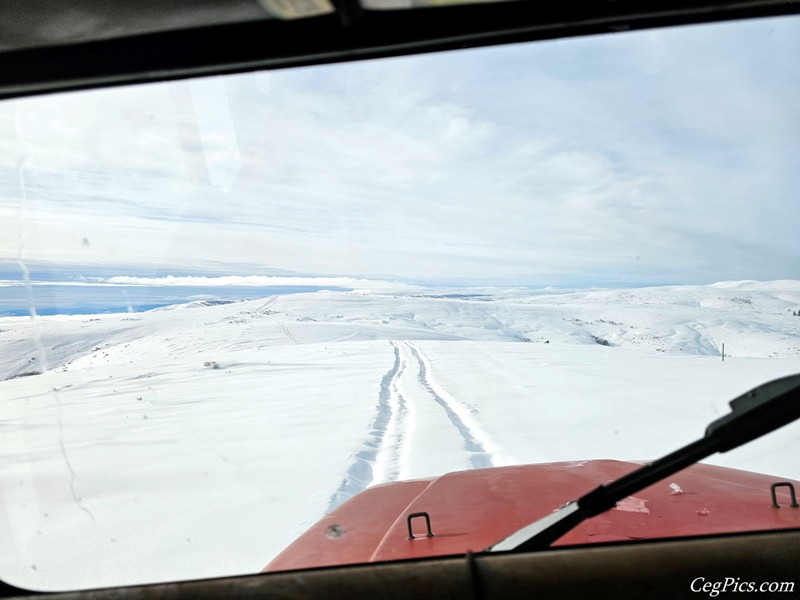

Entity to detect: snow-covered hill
[1,281,799,590]
[3,280,799,381]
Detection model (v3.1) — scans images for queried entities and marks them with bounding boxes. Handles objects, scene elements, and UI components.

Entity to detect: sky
[0,15,798,287]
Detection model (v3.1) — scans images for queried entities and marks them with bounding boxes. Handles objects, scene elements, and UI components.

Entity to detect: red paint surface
[264,460,800,572]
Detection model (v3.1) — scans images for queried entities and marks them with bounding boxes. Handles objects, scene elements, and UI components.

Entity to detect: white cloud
[1,15,798,285]
[101,274,405,289]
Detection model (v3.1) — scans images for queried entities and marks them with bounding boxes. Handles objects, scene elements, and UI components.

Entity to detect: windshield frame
[2,1,800,595]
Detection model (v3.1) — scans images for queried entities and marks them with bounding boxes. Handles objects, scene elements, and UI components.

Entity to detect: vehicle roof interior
[2,0,799,99]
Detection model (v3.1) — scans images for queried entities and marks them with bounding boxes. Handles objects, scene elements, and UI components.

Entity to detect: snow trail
[328,339,511,511]
[406,342,501,469]
[255,296,278,314]
[326,341,410,510]
[280,322,300,344]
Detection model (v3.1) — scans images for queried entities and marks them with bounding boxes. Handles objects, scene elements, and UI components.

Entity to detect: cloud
[100,275,406,289]
[0,15,798,285]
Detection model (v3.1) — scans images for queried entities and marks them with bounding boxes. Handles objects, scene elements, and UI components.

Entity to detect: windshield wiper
[486,373,800,553]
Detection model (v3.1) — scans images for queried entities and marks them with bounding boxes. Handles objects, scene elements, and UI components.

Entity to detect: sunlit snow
[1,281,799,590]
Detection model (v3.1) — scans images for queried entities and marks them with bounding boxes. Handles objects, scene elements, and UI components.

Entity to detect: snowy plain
[1,280,799,591]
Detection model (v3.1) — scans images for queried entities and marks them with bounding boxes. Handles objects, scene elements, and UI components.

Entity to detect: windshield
[1,14,799,592]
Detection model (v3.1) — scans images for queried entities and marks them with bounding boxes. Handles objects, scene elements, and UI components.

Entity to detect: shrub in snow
[590,335,611,347]
[8,371,41,379]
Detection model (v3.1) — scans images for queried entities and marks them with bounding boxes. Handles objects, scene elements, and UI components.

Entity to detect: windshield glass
[1,14,799,592]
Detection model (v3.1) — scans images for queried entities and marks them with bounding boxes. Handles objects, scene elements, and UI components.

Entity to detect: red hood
[264,460,800,572]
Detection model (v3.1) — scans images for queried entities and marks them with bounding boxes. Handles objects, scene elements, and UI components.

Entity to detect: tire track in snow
[256,296,278,314]
[326,341,410,511]
[334,323,361,343]
[281,322,300,344]
[405,342,498,469]
[378,344,409,484]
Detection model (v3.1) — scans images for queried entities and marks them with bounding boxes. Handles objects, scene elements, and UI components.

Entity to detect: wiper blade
[487,373,800,553]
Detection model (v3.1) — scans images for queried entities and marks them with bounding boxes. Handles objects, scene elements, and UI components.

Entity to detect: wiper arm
[487,373,800,553]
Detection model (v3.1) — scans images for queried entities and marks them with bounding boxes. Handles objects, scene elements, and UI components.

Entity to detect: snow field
[1,281,799,590]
